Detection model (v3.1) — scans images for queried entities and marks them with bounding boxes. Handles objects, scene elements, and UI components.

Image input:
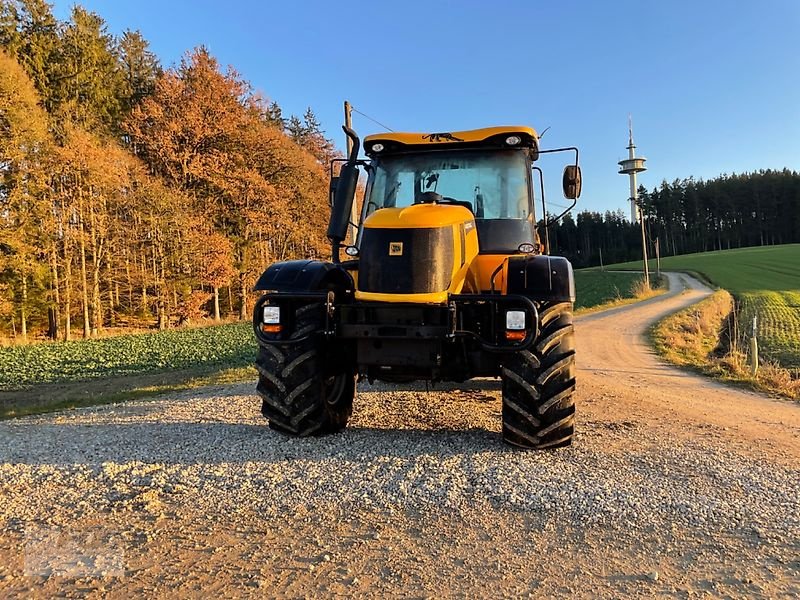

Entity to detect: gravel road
[1,273,799,598]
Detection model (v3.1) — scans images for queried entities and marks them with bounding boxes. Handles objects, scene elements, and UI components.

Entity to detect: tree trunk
[63,216,72,342]
[78,195,91,338]
[20,272,28,342]
[49,246,61,340]
[140,250,148,315]
[125,249,132,313]
[239,275,248,320]
[213,286,220,321]
[89,199,102,336]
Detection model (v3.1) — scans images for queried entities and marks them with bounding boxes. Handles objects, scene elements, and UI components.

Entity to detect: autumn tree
[125,47,330,320]
[0,48,52,340]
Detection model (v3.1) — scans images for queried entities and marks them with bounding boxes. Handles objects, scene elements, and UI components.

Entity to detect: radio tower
[617,116,647,223]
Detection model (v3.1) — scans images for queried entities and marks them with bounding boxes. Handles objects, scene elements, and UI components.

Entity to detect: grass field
[609,244,800,374]
[606,244,800,292]
[574,271,661,311]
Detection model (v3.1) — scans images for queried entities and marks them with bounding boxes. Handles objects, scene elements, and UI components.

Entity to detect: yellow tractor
[252,125,582,449]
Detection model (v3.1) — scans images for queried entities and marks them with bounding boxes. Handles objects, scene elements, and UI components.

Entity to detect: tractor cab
[361,127,540,255]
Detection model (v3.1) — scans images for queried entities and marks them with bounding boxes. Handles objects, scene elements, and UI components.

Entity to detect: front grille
[358,227,454,294]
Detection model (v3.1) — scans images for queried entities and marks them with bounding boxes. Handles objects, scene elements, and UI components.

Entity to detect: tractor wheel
[501,300,576,449]
[255,302,354,436]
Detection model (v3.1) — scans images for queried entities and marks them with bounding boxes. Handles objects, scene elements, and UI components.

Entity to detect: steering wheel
[415,191,443,204]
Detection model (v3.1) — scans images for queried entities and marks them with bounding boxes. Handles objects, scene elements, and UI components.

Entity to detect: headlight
[506,310,526,330]
[262,306,280,324]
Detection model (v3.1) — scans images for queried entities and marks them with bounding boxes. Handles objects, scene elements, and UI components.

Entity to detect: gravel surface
[1,273,799,597]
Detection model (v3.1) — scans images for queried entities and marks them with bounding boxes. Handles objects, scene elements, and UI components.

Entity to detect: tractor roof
[363,126,539,158]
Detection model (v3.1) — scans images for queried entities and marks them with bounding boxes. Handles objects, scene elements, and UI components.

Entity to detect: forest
[548,170,800,269]
[2,1,798,342]
[0,0,338,341]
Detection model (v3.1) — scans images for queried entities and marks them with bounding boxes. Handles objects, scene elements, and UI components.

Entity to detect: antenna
[618,116,650,290]
[618,115,647,222]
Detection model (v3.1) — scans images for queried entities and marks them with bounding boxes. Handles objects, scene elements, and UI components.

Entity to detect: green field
[607,244,800,292]
[610,244,800,371]
[0,322,255,391]
[573,271,658,310]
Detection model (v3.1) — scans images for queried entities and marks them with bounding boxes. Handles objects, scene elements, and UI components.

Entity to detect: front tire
[256,303,354,436]
[501,301,576,449]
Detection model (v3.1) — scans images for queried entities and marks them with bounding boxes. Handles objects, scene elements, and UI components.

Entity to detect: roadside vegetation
[652,290,799,400]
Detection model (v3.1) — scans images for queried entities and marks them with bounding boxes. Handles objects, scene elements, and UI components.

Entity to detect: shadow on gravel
[0,422,512,467]
[360,379,502,392]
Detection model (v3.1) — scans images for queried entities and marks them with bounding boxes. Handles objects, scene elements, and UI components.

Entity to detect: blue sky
[54,0,800,216]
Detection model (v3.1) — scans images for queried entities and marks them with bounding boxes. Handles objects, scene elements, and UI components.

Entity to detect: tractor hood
[356,204,478,303]
[362,204,474,229]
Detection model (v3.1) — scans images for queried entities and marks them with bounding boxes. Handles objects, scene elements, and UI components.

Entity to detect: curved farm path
[576,272,800,466]
[0,273,798,598]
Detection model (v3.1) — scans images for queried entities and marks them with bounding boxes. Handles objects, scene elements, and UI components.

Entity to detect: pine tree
[48,6,126,133]
[117,29,160,115]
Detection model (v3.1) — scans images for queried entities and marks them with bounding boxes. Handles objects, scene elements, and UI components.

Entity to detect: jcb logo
[389,242,403,256]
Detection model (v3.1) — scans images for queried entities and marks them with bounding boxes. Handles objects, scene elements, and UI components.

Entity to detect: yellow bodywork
[355,204,480,303]
[353,125,539,304]
[364,125,538,147]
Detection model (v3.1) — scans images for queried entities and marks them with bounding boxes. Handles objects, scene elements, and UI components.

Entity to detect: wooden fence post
[750,315,759,376]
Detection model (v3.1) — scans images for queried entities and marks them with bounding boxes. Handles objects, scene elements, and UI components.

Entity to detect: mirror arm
[532,166,549,255]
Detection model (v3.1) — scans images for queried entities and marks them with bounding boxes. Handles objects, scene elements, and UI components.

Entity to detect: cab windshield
[364,149,536,253]
[366,149,532,219]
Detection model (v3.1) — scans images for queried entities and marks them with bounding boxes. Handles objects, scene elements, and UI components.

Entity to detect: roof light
[505,135,521,146]
[371,143,384,153]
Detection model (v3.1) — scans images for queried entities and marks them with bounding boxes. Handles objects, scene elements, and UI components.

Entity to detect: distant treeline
[0,0,338,341]
[547,169,800,268]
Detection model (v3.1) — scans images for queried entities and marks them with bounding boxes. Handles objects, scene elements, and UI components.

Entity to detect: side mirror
[327,163,359,242]
[562,165,582,200]
[329,175,339,206]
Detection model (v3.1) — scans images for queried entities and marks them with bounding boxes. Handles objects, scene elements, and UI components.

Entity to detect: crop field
[573,270,658,310]
[738,291,800,370]
[609,244,800,370]
[0,322,255,391]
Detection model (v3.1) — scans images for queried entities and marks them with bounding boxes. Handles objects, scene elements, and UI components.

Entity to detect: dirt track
[1,273,798,598]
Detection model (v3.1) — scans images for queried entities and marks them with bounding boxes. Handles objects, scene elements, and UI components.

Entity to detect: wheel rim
[324,374,347,406]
